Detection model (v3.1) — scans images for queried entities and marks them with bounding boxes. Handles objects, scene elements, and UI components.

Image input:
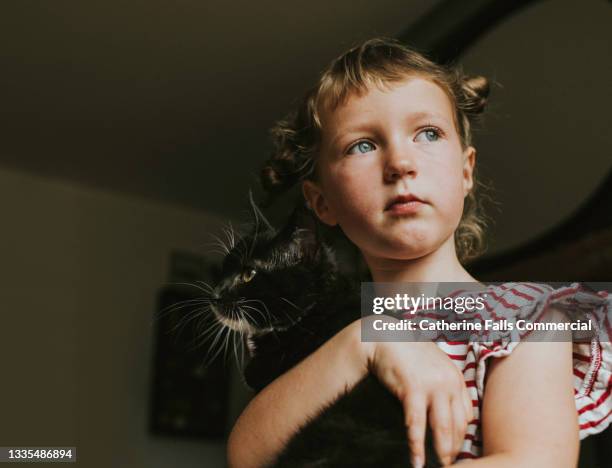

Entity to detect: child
[227,37,611,467]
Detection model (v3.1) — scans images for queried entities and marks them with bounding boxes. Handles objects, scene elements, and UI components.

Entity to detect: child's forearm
[226,319,367,468]
[451,452,572,467]
[451,453,516,467]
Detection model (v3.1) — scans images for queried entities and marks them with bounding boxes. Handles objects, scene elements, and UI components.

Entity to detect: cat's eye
[241,268,257,283]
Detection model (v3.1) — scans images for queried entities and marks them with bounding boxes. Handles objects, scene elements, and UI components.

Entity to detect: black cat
[207,193,441,468]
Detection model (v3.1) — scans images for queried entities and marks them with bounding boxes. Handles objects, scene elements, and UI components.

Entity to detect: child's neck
[363,235,479,284]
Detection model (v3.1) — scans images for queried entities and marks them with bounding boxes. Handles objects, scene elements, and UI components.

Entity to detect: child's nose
[383,143,418,182]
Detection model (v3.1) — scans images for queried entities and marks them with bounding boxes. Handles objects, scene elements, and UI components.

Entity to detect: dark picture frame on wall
[148,251,231,440]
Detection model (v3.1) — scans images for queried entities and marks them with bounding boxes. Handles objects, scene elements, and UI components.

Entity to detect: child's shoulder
[476,281,610,318]
[464,281,612,441]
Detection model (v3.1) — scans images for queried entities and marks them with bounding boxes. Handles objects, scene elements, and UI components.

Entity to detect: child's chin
[396,238,440,256]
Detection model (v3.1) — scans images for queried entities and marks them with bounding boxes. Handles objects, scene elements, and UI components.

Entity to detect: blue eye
[347,140,375,155]
[416,127,441,143]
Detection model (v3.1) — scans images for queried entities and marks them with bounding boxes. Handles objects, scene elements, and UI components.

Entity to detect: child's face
[302,76,476,261]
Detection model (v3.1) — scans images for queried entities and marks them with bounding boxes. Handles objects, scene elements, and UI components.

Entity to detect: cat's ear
[291,227,320,263]
[247,188,275,233]
[285,200,322,255]
[287,199,319,234]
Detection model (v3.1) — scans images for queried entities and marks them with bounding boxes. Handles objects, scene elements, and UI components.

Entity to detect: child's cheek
[419,155,464,215]
[434,169,467,225]
[329,181,379,230]
[327,167,373,204]
[336,189,375,220]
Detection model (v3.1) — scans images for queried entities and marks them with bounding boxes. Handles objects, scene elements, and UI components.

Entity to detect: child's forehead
[319,76,456,127]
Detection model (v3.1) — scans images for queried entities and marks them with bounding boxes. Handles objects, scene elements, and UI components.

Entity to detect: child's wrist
[343,318,377,375]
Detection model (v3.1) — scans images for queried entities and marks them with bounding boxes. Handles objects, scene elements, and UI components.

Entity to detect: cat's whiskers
[228,322,246,371]
[154,297,211,323]
[187,280,214,296]
[248,220,260,259]
[193,309,220,338]
[222,221,236,250]
[207,306,248,369]
[221,317,233,363]
[204,232,232,257]
[279,309,300,328]
[229,308,249,369]
[170,304,218,348]
[170,306,209,336]
[248,189,274,232]
[201,246,228,258]
[202,321,232,368]
[203,305,253,369]
[155,289,249,371]
[240,298,273,324]
[238,298,271,323]
[277,296,310,327]
[166,281,213,295]
[234,302,259,325]
[153,283,216,334]
[228,221,237,249]
[238,304,271,329]
[171,309,221,371]
[279,296,304,313]
[230,301,287,335]
[196,318,227,352]
[210,302,258,336]
[202,314,235,365]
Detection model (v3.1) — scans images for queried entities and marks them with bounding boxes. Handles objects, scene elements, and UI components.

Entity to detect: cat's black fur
[209,193,441,468]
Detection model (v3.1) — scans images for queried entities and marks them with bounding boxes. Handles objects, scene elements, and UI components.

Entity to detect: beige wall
[459,0,612,254]
[0,166,251,467]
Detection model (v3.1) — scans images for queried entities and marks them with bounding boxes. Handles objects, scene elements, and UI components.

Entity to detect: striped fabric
[405,281,612,460]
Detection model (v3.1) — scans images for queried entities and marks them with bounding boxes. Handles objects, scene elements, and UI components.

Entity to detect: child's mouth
[385,200,425,215]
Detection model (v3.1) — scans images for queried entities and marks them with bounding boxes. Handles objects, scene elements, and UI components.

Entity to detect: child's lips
[384,193,426,211]
[385,200,425,215]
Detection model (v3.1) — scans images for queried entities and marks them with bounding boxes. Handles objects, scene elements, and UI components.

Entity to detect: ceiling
[1,0,611,257]
[0,0,435,212]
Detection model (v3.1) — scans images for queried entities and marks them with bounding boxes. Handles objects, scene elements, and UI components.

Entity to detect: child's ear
[462,146,476,196]
[301,180,338,226]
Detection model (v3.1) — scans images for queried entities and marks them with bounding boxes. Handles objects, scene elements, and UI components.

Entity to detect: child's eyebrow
[329,111,452,147]
[407,111,452,125]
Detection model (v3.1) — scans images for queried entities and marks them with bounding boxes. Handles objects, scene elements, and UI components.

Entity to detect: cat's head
[209,191,337,337]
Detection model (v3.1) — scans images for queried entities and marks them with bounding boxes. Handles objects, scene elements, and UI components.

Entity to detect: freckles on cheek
[335,190,364,213]
[334,188,375,223]
[328,171,364,203]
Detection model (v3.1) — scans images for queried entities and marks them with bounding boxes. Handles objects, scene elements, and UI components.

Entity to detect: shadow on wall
[468,170,612,467]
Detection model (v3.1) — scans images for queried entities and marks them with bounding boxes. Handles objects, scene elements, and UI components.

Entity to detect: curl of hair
[259,104,317,201]
[259,37,494,263]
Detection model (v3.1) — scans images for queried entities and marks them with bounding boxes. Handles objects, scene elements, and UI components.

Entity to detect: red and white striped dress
[407,281,612,461]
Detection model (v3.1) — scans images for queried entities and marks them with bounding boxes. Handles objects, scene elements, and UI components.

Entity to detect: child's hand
[357,319,473,467]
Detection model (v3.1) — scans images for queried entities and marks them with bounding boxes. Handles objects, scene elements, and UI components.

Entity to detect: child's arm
[226,318,367,468]
[452,326,578,466]
[227,317,472,468]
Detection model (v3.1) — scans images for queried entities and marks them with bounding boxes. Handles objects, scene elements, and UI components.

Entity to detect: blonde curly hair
[260,37,494,264]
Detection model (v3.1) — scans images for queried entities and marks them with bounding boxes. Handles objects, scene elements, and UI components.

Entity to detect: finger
[451,396,467,461]
[430,395,453,466]
[404,392,427,468]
